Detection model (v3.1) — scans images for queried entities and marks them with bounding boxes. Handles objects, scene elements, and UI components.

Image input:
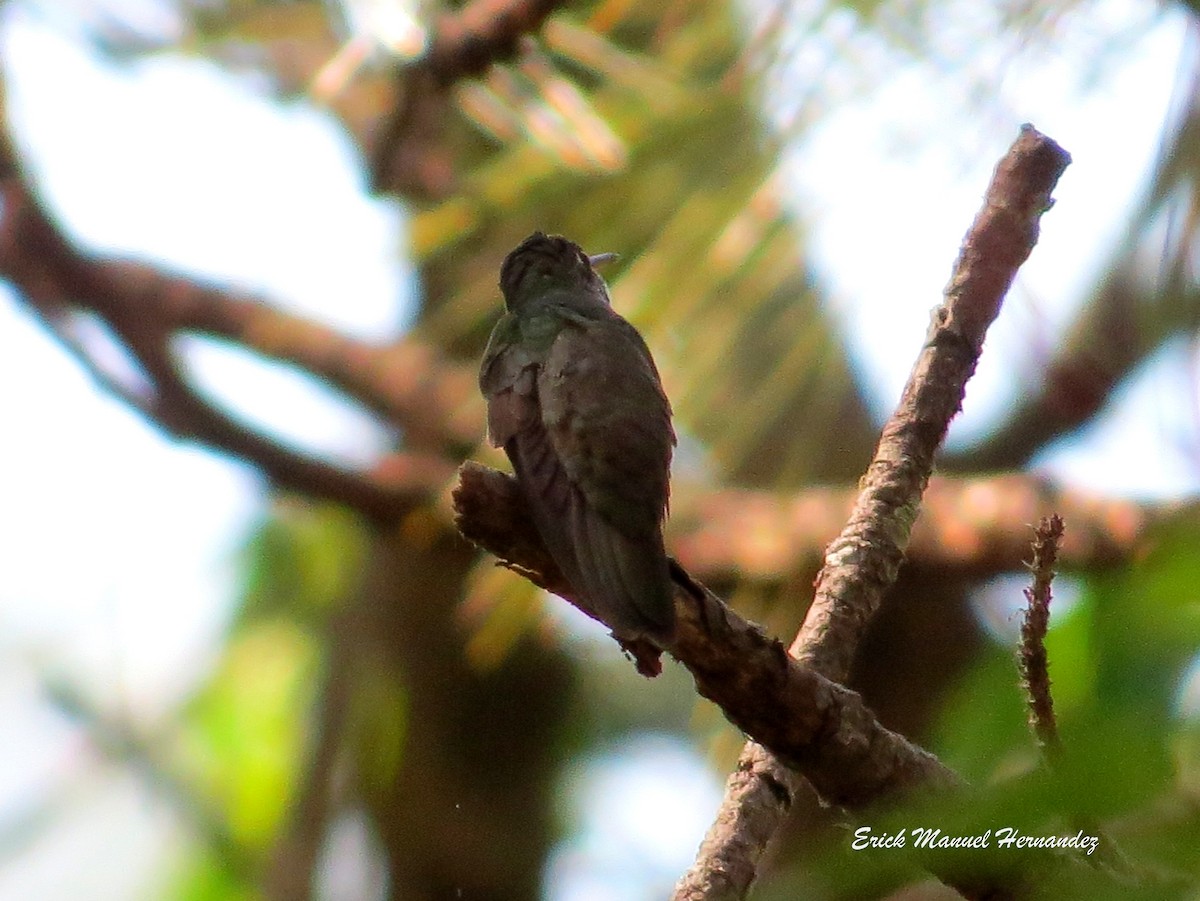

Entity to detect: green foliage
[346,654,409,793]
[148,505,371,895]
[931,644,1036,781]
[1091,513,1200,719]
[756,511,1200,897]
[936,514,1200,882]
[160,847,259,901]
[237,500,368,628]
[401,3,880,487]
[179,620,318,849]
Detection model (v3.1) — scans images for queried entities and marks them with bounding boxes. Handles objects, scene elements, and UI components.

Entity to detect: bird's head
[499,232,615,312]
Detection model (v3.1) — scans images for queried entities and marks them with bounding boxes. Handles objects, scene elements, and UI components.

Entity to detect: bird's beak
[588,252,619,268]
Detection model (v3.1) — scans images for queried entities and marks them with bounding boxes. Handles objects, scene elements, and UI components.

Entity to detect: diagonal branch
[796,125,1071,675]
[945,59,1200,472]
[0,152,461,518]
[454,466,1054,901]
[672,125,1071,901]
[91,257,486,455]
[944,265,1200,473]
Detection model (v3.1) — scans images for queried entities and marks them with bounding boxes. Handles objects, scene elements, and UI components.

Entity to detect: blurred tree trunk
[353,526,574,899]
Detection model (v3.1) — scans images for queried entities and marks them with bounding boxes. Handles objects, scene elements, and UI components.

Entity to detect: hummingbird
[479,232,676,645]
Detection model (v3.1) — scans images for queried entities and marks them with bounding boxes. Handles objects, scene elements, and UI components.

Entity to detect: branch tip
[1020,514,1065,761]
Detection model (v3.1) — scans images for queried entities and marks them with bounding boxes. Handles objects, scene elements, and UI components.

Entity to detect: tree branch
[671,472,1160,582]
[672,125,1071,900]
[263,606,359,901]
[369,0,571,194]
[2,107,1146,577]
[452,462,959,806]
[93,257,485,454]
[0,157,461,519]
[454,468,1053,901]
[6,106,1150,597]
[796,125,1071,675]
[945,66,1200,472]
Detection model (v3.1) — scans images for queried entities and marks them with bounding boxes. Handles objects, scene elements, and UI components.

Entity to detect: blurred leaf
[930,645,1034,781]
[347,654,409,792]
[1051,709,1174,819]
[1040,591,1097,717]
[1111,761,1200,878]
[161,845,258,901]
[460,561,546,671]
[1088,512,1200,725]
[179,620,318,849]
[237,500,368,628]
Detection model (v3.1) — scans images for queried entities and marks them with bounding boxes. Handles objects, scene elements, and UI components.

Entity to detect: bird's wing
[479,313,538,448]
[540,315,675,532]
[529,313,676,642]
[482,311,597,629]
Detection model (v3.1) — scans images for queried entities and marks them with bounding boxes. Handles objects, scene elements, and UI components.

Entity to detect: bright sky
[0,2,1194,899]
[786,0,1200,493]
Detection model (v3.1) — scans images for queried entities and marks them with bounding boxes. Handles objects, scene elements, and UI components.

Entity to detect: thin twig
[1016,516,1162,889]
[1020,514,1064,762]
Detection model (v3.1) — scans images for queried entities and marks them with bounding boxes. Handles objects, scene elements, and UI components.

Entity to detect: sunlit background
[2,0,1199,898]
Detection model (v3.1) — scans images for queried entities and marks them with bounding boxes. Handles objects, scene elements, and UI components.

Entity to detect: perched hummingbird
[479,232,677,645]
